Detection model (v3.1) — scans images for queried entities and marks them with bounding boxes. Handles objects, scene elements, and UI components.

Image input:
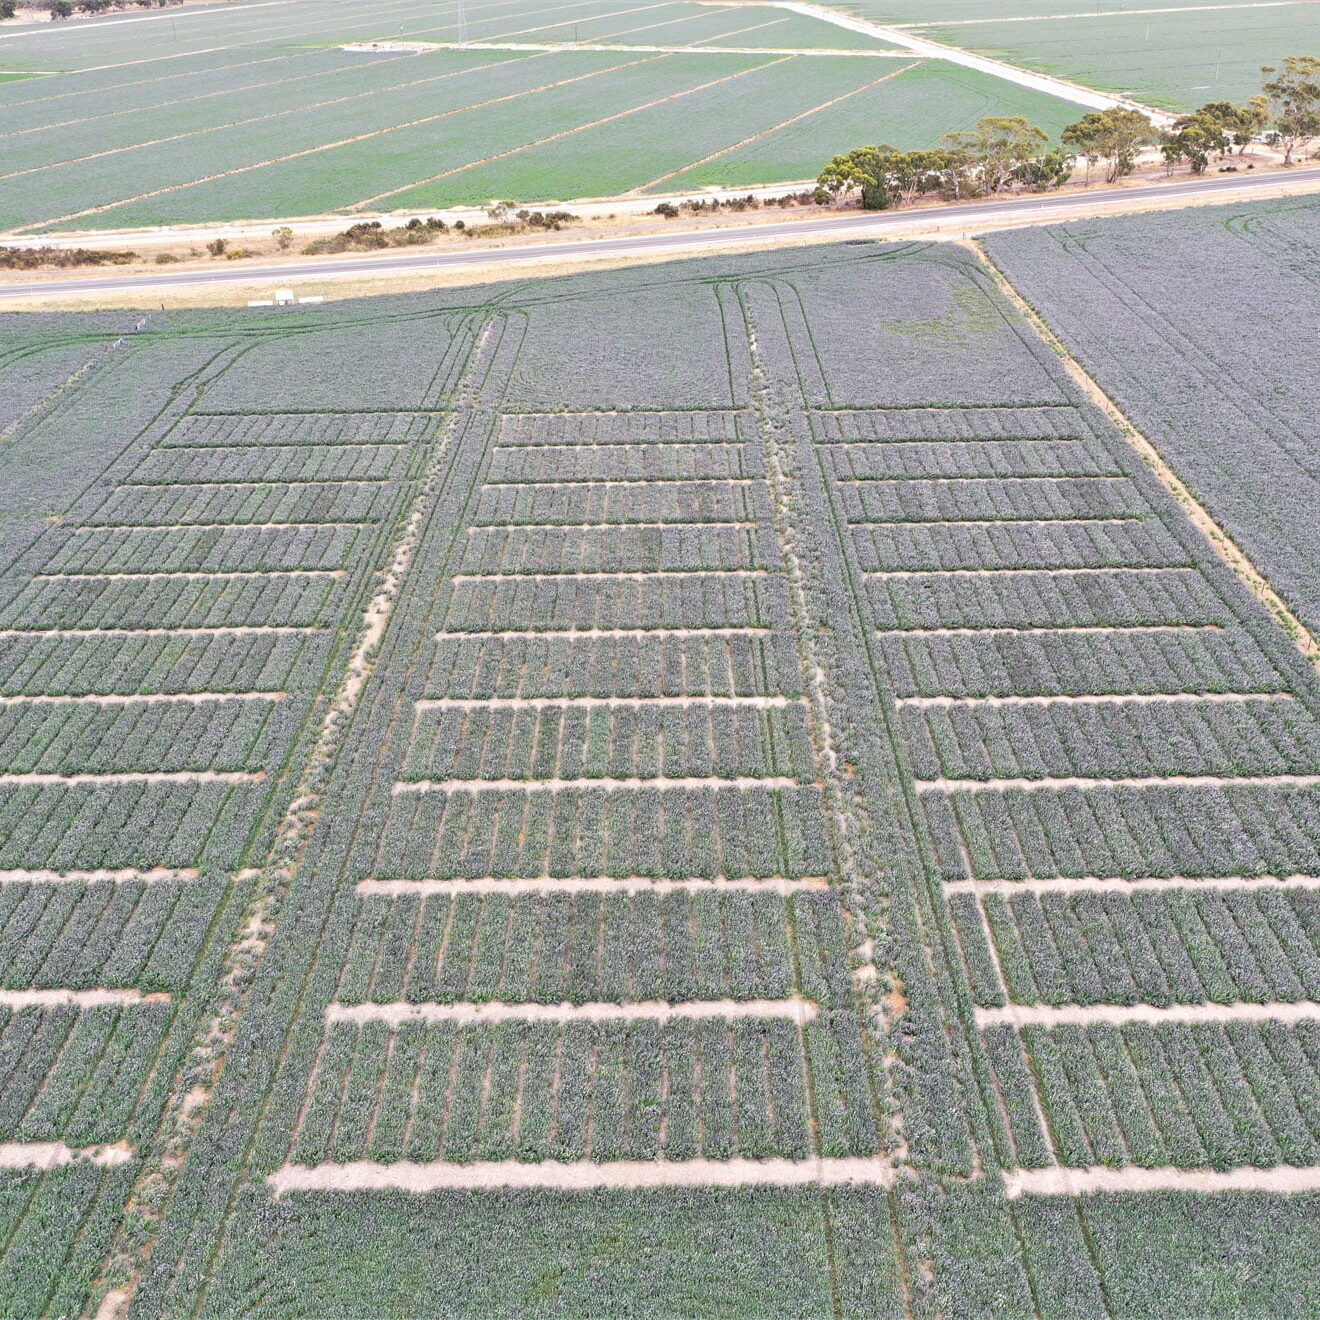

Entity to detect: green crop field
[4,212,1320,1316]
[842,0,1317,109]
[0,0,1093,232]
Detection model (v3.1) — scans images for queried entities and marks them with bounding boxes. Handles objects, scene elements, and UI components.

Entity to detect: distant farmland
[841,0,1315,109]
[4,217,1320,1317]
[0,0,1085,231]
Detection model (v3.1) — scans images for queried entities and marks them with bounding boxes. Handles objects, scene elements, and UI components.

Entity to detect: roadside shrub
[0,245,137,268]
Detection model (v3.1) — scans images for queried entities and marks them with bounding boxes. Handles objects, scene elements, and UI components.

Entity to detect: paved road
[4,167,1318,301]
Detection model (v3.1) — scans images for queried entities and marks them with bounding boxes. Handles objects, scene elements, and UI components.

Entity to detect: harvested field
[3,218,1320,1315]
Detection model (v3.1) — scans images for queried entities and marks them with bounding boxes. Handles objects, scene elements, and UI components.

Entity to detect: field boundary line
[0,626,324,637]
[0,770,262,786]
[920,773,1320,791]
[1004,1163,1320,1197]
[394,774,801,792]
[414,694,799,707]
[435,626,769,638]
[864,566,1188,578]
[0,692,285,705]
[267,1154,897,1194]
[977,1000,1320,1027]
[971,240,1320,678]
[350,54,794,209]
[878,624,1221,636]
[450,568,769,580]
[629,58,923,194]
[946,874,1320,895]
[356,875,830,894]
[325,996,818,1024]
[898,691,1290,707]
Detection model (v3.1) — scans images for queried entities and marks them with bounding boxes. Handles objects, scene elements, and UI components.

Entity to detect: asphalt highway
[3,165,1318,301]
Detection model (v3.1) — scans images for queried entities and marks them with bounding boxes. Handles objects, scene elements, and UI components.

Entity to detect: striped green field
[0,0,1087,231]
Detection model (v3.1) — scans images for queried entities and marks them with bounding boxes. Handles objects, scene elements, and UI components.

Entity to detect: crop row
[496,411,748,445]
[354,785,834,882]
[457,524,774,575]
[836,474,1145,525]
[0,699,284,777]
[0,576,345,633]
[923,783,1320,882]
[441,573,790,633]
[824,440,1117,482]
[0,632,331,698]
[902,698,1320,782]
[954,884,1320,1008]
[988,1019,1320,1171]
[0,780,263,872]
[471,481,764,525]
[813,406,1081,442]
[132,443,412,486]
[422,633,800,701]
[851,518,1185,573]
[290,1016,817,1167]
[0,878,217,994]
[400,702,815,784]
[83,481,396,528]
[878,626,1280,698]
[867,570,1227,631]
[0,1002,172,1146]
[335,888,857,1009]
[163,412,434,449]
[44,525,362,576]
[486,445,759,484]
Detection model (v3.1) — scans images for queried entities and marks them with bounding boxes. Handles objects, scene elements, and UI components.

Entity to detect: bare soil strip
[919,773,1320,792]
[0,626,322,637]
[977,1001,1320,1028]
[449,569,769,580]
[0,867,199,884]
[0,1142,134,1169]
[1004,1163,1320,1198]
[945,874,1320,896]
[484,478,756,486]
[356,875,830,895]
[267,1154,896,1194]
[413,695,799,708]
[325,997,817,1025]
[898,692,1290,708]
[973,241,1320,675]
[34,569,346,581]
[468,520,758,529]
[0,770,262,785]
[435,627,769,639]
[394,774,799,793]
[74,522,373,532]
[0,692,286,705]
[0,988,167,1008]
[865,566,1185,578]
[878,624,1219,636]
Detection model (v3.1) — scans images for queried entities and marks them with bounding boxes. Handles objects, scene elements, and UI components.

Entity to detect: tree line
[818,55,1320,209]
